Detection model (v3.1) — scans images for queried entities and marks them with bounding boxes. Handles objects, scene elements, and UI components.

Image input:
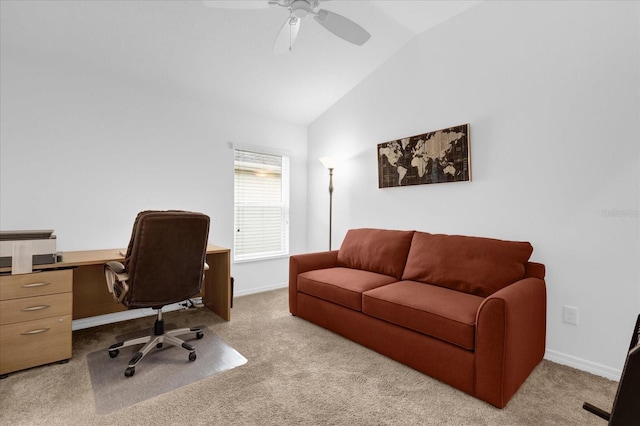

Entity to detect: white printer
[0,230,57,268]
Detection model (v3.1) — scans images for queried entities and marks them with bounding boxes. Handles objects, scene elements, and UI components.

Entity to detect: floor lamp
[319,157,337,250]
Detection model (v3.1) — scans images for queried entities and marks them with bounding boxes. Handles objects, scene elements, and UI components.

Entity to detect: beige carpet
[0,287,618,425]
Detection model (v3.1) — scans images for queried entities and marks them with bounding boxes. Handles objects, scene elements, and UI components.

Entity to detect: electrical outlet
[563,305,579,325]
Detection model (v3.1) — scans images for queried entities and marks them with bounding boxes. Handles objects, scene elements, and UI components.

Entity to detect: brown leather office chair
[104,210,210,377]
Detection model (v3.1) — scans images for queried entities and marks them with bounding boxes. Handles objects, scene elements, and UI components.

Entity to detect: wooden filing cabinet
[0,269,73,377]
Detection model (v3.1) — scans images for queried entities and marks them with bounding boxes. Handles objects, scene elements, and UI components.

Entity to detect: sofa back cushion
[402,232,533,297]
[337,228,415,279]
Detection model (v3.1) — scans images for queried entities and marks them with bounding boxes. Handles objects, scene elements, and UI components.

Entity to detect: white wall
[308,0,639,378]
[0,41,307,297]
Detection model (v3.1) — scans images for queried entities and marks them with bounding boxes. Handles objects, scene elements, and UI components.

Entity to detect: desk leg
[203,252,231,321]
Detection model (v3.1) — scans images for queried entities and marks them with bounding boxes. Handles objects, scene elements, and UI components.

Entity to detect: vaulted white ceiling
[0,0,481,125]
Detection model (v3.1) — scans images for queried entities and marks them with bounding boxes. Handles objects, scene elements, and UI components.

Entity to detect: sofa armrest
[524,261,545,280]
[474,277,547,408]
[289,251,339,315]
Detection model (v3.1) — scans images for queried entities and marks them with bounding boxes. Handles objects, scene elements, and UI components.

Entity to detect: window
[234,149,290,262]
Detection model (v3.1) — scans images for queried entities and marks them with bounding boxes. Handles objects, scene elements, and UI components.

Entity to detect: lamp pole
[328,167,334,251]
[319,157,337,251]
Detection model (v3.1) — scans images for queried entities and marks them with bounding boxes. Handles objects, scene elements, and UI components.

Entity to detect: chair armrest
[105,261,126,274]
[104,261,130,303]
[474,277,547,408]
[289,251,339,315]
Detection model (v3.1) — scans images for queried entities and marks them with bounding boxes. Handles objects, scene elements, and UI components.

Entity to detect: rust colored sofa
[289,228,546,408]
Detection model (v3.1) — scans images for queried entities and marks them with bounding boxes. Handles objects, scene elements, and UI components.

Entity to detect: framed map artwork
[377,124,470,188]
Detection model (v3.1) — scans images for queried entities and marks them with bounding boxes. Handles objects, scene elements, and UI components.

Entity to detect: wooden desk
[0,244,232,321]
[0,244,230,377]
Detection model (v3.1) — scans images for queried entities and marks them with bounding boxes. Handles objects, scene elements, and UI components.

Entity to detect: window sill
[233,253,290,264]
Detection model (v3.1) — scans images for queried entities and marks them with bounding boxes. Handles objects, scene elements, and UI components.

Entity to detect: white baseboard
[545,348,622,381]
[71,282,289,331]
[234,282,287,298]
[72,299,201,331]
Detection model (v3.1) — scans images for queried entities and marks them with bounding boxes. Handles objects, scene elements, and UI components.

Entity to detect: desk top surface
[0,244,229,273]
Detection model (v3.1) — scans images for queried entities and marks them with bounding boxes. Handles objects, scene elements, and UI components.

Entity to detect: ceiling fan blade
[314,9,370,46]
[273,16,300,54]
[201,1,268,10]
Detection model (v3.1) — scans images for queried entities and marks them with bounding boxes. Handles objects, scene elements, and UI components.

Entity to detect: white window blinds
[234,149,290,262]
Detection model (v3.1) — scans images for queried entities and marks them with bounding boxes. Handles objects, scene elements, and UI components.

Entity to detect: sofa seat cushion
[298,267,398,311]
[362,281,484,350]
[337,228,415,279]
[402,231,534,297]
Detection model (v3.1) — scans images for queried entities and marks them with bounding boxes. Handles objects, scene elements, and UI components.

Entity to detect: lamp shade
[319,157,338,169]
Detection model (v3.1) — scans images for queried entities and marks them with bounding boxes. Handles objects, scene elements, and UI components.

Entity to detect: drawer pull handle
[20,328,50,335]
[21,305,51,312]
[20,282,51,288]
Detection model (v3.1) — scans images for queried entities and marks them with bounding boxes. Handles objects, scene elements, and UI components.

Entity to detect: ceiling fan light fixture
[291,0,313,18]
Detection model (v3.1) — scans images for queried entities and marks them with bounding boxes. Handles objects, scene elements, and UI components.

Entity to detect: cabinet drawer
[0,269,72,300]
[0,314,72,375]
[0,292,72,325]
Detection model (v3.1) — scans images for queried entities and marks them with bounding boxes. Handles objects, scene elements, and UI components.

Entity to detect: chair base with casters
[108,309,204,377]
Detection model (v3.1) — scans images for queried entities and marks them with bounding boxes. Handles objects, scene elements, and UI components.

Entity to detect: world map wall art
[377,124,470,188]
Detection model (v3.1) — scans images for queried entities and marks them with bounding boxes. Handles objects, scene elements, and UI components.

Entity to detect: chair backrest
[122,210,210,309]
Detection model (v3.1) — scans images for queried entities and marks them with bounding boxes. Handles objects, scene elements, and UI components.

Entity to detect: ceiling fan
[202,0,371,53]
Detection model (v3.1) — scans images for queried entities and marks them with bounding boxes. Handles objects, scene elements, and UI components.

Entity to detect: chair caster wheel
[196,332,204,339]
[189,351,196,362]
[156,343,163,349]
[109,349,119,358]
[125,367,135,377]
